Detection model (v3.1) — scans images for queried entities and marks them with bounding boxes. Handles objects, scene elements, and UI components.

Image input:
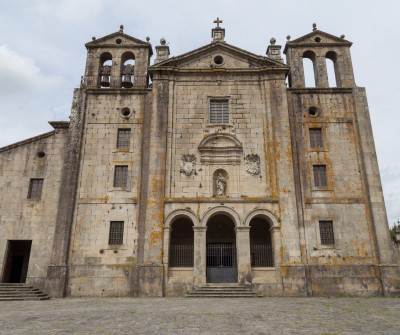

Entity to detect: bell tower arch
[83,25,153,89]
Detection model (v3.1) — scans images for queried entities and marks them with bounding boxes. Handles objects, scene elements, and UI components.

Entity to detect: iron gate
[206,243,237,283]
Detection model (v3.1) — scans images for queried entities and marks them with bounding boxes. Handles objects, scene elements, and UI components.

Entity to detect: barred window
[313,165,327,187]
[319,221,335,245]
[114,166,128,187]
[309,128,322,148]
[109,221,124,245]
[28,179,43,199]
[117,129,131,149]
[210,100,229,123]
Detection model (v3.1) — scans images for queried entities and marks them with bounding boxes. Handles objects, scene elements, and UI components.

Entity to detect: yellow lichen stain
[80,195,109,203]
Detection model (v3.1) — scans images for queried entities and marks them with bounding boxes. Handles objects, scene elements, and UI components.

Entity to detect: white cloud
[0,45,63,95]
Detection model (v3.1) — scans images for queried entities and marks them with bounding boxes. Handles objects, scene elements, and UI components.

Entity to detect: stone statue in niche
[180,154,196,176]
[245,154,261,175]
[214,172,228,196]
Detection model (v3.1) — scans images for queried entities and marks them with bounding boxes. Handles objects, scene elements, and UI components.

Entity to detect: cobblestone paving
[0,297,399,335]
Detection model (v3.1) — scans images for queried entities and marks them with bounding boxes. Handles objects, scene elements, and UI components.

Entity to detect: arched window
[326,51,339,87]
[250,217,274,267]
[169,218,194,267]
[99,52,112,88]
[303,50,316,87]
[121,51,135,88]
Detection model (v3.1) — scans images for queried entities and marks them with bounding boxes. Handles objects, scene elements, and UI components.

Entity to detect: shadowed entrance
[206,215,237,283]
[2,240,32,283]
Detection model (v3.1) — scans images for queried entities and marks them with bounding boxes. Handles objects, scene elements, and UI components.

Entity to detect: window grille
[309,128,322,148]
[117,129,131,149]
[319,221,335,245]
[313,165,327,187]
[210,100,229,123]
[28,179,43,199]
[114,166,128,187]
[250,244,274,267]
[169,245,194,267]
[109,221,124,245]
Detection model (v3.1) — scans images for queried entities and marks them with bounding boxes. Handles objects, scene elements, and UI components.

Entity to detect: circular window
[213,55,224,65]
[37,152,45,158]
[314,37,321,43]
[116,38,122,44]
[121,107,131,118]
[308,107,320,117]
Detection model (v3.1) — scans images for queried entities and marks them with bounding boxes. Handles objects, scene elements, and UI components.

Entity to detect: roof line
[0,130,55,153]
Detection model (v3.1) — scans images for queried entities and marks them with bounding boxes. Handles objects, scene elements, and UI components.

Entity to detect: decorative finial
[120,24,124,33]
[92,36,96,41]
[213,17,223,28]
[312,23,317,31]
[270,37,276,45]
[160,37,166,45]
[340,34,345,39]
[286,35,291,41]
[146,36,150,42]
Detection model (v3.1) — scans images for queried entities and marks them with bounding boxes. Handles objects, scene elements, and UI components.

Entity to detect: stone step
[193,288,251,291]
[186,294,261,298]
[0,287,39,291]
[0,292,48,297]
[0,283,27,286]
[0,284,50,301]
[187,285,260,298]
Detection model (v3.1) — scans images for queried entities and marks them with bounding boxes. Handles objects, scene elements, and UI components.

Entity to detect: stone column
[193,226,207,287]
[235,226,252,285]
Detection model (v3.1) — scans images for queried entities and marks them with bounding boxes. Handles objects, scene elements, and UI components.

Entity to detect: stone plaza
[0,297,399,334]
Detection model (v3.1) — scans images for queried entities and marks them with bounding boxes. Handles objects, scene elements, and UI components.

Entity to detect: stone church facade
[1,22,399,297]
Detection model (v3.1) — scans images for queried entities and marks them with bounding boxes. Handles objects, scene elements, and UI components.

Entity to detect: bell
[122,75,133,88]
[100,75,110,87]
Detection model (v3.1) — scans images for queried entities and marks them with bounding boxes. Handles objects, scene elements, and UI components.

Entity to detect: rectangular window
[309,128,322,148]
[210,100,229,123]
[109,221,124,245]
[313,165,327,187]
[28,179,43,199]
[117,129,131,149]
[319,221,335,245]
[114,166,128,187]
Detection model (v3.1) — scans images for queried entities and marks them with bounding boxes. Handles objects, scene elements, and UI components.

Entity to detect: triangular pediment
[152,42,287,69]
[85,31,152,53]
[285,30,352,48]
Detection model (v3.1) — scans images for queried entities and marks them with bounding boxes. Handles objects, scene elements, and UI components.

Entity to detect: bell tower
[284,24,355,88]
[83,25,153,89]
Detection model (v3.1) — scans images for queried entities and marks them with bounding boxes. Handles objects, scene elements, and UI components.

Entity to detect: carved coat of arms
[245,154,260,175]
[180,154,196,176]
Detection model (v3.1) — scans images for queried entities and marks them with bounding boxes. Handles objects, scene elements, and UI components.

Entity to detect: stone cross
[214,17,223,28]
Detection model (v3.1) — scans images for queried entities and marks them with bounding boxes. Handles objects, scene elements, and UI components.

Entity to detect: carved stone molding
[180,154,196,176]
[198,133,243,165]
[245,154,260,175]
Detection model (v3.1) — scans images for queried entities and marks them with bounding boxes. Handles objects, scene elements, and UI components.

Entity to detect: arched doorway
[249,217,274,267]
[169,218,194,267]
[206,215,237,283]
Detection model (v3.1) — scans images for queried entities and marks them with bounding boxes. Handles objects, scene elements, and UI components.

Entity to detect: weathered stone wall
[67,90,146,296]
[0,129,68,291]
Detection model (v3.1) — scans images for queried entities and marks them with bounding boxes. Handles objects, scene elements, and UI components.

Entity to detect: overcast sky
[0,0,399,227]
